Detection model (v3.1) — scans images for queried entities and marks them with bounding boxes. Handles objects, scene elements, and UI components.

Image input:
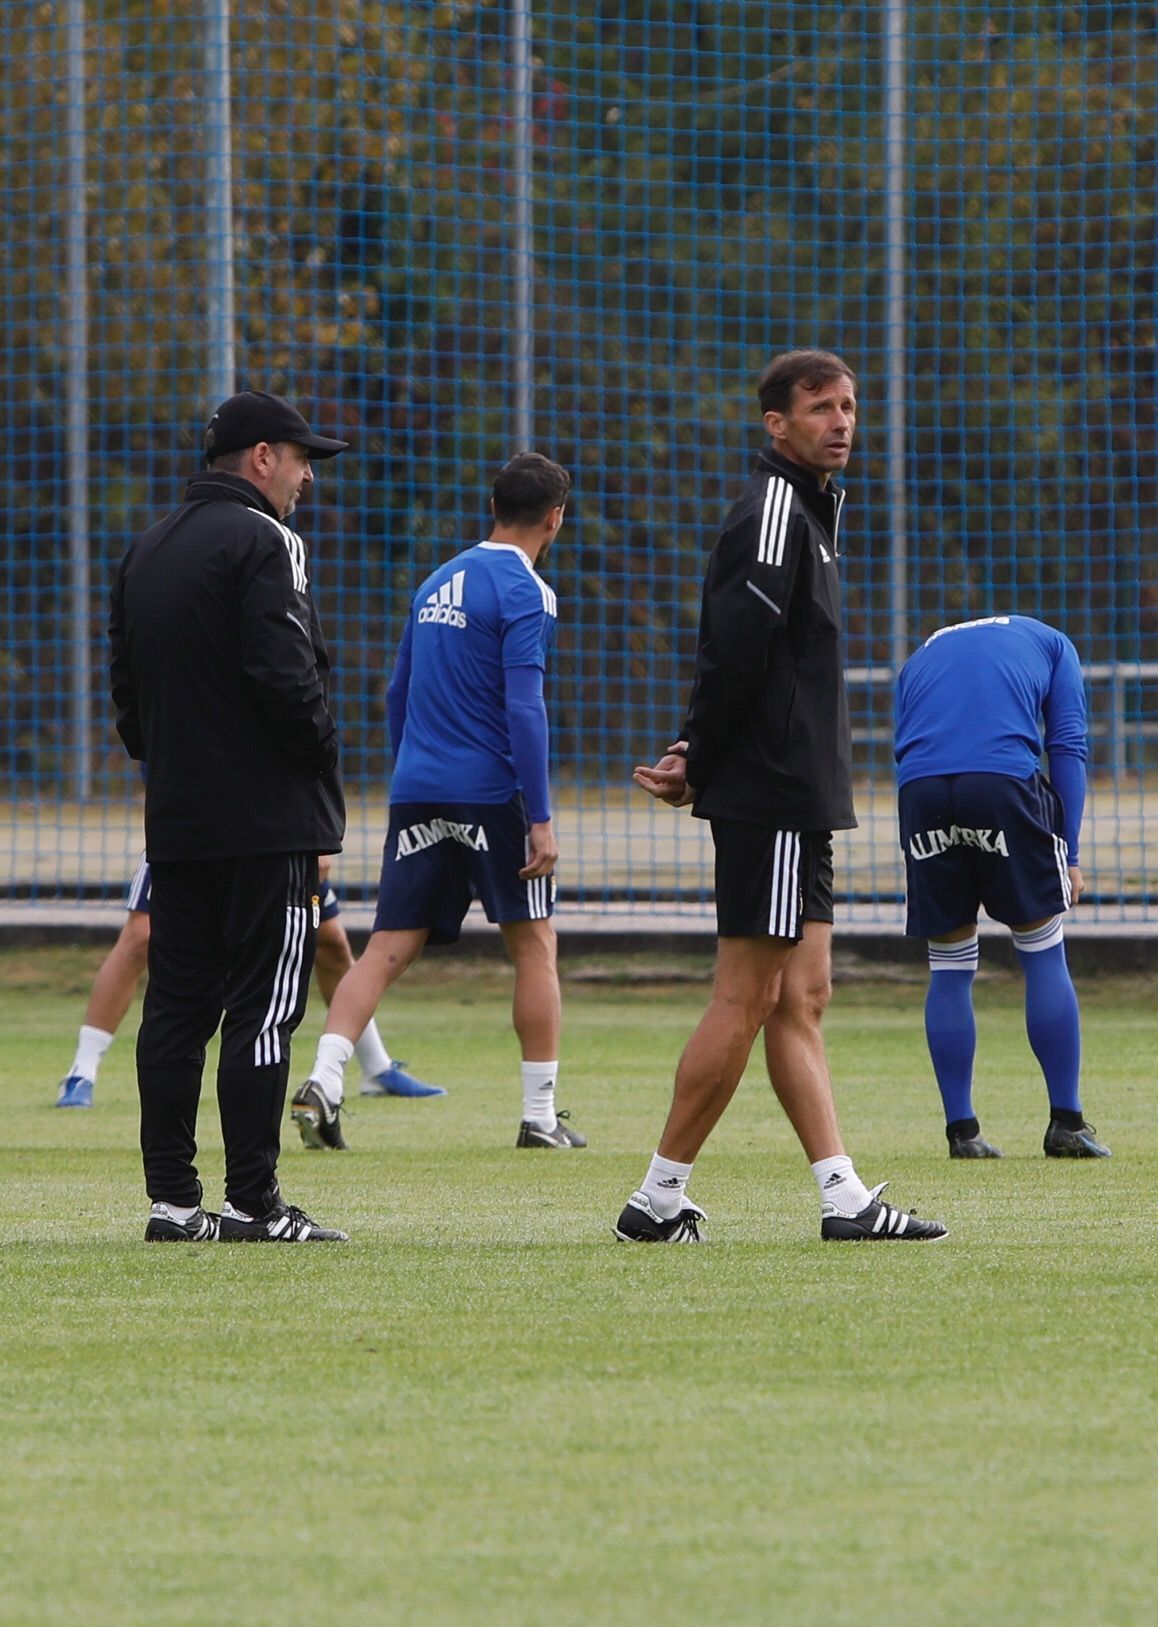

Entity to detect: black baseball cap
[203,390,350,463]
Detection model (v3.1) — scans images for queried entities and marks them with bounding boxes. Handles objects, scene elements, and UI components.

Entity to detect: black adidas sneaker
[219,1200,348,1242]
[821,1182,947,1242]
[515,1109,588,1148]
[144,1204,221,1242]
[614,1191,707,1243]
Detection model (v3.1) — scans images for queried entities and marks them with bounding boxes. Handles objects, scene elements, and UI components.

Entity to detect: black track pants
[136,851,319,1213]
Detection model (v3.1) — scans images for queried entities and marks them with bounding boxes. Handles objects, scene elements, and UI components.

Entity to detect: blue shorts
[127,858,340,922]
[899,772,1072,937]
[373,796,555,945]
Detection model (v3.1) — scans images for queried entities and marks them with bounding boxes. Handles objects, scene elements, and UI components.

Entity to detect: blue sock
[1014,938,1082,1116]
[925,967,977,1127]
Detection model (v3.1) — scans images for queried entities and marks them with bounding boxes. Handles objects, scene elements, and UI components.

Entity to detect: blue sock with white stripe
[925,937,979,1127]
[1012,922,1082,1116]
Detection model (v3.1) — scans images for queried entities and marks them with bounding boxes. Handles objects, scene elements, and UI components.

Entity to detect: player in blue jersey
[895,614,1109,1159]
[292,453,586,1152]
[54,857,444,1109]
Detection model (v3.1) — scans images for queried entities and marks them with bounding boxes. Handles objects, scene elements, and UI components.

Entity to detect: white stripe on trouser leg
[254,860,308,1067]
[255,902,306,1067]
[273,906,308,1064]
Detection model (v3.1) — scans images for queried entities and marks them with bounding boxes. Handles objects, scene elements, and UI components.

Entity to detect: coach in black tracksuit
[110,390,350,1243]
[616,350,946,1244]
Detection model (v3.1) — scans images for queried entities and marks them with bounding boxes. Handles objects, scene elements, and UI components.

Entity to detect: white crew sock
[151,1202,198,1223]
[521,1060,558,1131]
[353,1020,392,1081]
[71,1024,114,1082]
[639,1153,695,1221]
[811,1154,873,1215]
[311,1033,355,1106]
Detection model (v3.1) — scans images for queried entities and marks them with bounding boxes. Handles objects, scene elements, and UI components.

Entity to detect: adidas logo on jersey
[418,569,467,628]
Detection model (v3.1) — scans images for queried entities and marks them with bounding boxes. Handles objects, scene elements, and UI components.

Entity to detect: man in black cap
[110,390,351,1242]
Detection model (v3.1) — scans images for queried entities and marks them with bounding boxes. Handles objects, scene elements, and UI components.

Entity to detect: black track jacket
[110,472,346,861]
[683,446,857,832]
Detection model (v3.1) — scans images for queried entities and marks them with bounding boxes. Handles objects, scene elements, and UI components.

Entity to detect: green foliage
[2,3,1155,785]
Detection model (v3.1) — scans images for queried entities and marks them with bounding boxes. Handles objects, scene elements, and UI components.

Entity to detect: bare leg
[320,927,428,1042]
[500,918,560,1059]
[658,936,794,1163]
[312,915,355,1003]
[761,920,845,1163]
[83,909,151,1033]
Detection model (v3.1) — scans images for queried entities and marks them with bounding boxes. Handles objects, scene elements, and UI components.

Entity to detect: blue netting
[2,2,1154,921]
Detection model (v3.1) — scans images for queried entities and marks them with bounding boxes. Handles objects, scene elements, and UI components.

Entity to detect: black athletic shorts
[709,821,834,942]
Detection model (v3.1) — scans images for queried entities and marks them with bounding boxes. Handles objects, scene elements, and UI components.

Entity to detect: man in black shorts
[616,350,947,1243]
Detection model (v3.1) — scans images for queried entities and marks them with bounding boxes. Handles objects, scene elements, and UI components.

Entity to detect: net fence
[2,2,1154,925]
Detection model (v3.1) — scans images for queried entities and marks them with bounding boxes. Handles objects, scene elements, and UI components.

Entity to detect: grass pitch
[1,947,1154,1627]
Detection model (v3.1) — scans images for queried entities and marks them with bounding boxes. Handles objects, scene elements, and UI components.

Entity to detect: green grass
[1,948,1154,1627]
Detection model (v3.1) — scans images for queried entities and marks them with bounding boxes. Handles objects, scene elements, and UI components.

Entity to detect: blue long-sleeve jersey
[387,541,557,821]
[895,615,1088,858]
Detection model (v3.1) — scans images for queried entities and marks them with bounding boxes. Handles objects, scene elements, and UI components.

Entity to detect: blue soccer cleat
[55,1074,94,1109]
[359,1061,446,1099]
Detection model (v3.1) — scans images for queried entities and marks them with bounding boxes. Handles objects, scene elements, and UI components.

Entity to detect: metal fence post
[66,0,91,800]
[511,0,534,451]
[884,0,908,676]
[205,0,236,408]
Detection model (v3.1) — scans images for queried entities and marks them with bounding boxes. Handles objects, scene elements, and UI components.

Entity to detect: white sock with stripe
[521,1060,558,1131]
[311,1033,354,1106]
[812,1154,873,1216]
[640,1153,694,1220]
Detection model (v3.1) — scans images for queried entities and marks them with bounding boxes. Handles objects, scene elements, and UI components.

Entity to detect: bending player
[895,614,1109,1159]
[55,858,445,1110]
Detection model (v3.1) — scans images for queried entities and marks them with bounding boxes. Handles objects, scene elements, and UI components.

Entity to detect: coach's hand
[1069,864,1084,904]
[521,820,559,879]
[633,740,695,808]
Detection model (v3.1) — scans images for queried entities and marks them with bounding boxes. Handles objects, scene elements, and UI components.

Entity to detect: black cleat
[144,1204,221,1242]
[219,1200,348,1242]
[949,1131,1003,1159]
[821,1182,948,1242]
[614,1191,708,1243]
[516,1109,587,1148]
[291,1080,347,1150]
[1044,1119,1111,1159]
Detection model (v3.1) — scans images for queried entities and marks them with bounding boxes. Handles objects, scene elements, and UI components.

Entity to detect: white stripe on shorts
[127,855,151,912]
[525,873,551,920]
[1053,834,1072,908]
[768,830,802,939]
